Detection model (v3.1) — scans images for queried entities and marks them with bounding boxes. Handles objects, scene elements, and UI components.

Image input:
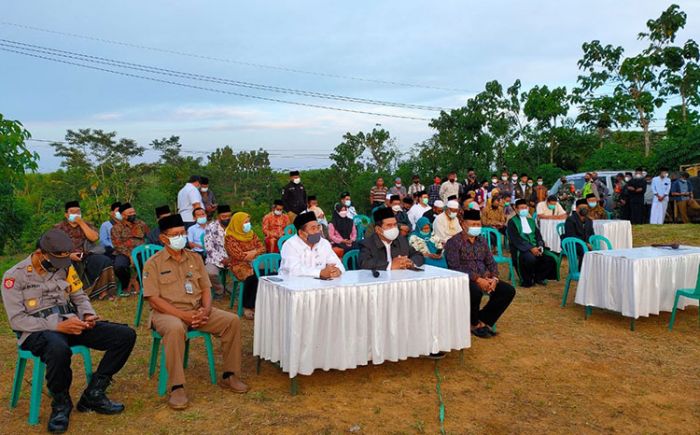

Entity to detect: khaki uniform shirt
[1,256,95,344]
[142,249,212,311]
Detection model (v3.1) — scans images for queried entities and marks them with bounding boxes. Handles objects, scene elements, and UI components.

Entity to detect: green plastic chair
[148,330,216,396]
[353,215,371,241]
[556,222,565,237]
[132,244,164,327]
[605,210,613,219]
[253,253,281,279]
[560,237,589,307]
[225,270,245,313]
[277,233,294,251]
[283,224,296,237]
[342,249,360,271]
[10,345,93,425]
[589,234,613,251]
[668,264,700,330]
[480,227,515,283]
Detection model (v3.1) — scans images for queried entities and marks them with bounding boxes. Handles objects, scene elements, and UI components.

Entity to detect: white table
[592,220,633,250]
[575,246,700,321]
[253,265,471,379]
[539,219,566,253]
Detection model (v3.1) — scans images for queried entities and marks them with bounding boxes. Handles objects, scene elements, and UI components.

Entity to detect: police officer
[281,170,307,220]
[142,214,248,410]
[1,229,136,433]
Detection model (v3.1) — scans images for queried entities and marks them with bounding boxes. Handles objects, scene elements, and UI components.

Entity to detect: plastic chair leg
[73,347,93,384]
[668,293,681,330]
[237,283,245,317]
[134,291,144,327]
[585,306,592,319]
[183,340,191,369]
[203,334,217,385]
[148,336,161,378]
[10,355,27,408]
[561,277,571,307]
[157,343,168,397]
[29,359,45,425]
[507,260,515,283]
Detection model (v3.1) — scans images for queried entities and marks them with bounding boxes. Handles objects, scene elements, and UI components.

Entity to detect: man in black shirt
[281,170,308,220]
[563,199,594,268]
[626,167,647,225]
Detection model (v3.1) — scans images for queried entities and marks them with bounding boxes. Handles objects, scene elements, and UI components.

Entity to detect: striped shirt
[370,186,388,203]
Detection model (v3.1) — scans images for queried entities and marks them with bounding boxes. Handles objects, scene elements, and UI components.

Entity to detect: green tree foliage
[522,85,570,164]
[329,131,367,187]
[579,143,648,172]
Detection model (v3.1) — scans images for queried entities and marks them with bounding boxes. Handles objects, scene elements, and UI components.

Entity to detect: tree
[358,128,398,173]
[522,85,569,164]
[329,132,366,187]
[206,146,274,207]
[151,135,185,165]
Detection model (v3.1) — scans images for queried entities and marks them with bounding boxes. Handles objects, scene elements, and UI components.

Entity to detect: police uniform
[142,214,245,406]
[1,229,136,432]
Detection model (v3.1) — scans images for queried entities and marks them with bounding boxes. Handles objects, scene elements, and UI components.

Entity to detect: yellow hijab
[225,212,254,242]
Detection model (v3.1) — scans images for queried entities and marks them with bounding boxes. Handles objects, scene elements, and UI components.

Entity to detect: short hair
[200,176,209,185]
[188,175,201,183]
[193,207,206,215]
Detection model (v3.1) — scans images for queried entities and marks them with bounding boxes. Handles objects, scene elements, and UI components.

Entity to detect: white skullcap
[446,200,460,209]
[433,200,445,208]
[386,193,393,200]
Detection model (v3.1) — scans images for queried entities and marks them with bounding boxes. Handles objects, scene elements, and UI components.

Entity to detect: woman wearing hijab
[408,217,447,268]
[328,204,357,258]
[224,212,266,320]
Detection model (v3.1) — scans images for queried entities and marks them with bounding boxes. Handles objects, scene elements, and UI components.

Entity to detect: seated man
[481,194,507,235]
[585,193,608,220]
[2,229,136,433]
[358,207,424,271]
[422,199,444,224]
[146,205,172,246]
[388,194,412,230]
[279,212,345,278]
[143,214,248,410]
[186,207,208,257]
[204,205,233,299]
[506,199,557,288]
[563,199,594,268]
[535,195,568,220]
[445,210,516,338]
[111,203,149,293]
[306,195,328,228]
[56,201,116,299]
[432,197,462,245]
[261,200,290,253]
[99,201,121,256]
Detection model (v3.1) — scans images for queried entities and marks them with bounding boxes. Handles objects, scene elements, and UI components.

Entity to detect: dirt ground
[0,224,698,434]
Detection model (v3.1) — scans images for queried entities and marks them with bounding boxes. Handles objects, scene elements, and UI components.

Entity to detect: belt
[30,304,76,319]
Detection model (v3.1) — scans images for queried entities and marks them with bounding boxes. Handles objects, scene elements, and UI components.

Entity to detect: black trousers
[629,201,645,225]
[243,274,259,309]
[113,254,131,288]
[84,253,113,283]
[516,251,557,286]
[468,280,516,326]
[20,322,136,394]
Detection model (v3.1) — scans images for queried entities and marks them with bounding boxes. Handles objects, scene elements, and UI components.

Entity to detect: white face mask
[68,213,81,223]
[501,176,508,181]
[537,181,543,186]
[512,176,518,182]
[273,210,283,216]
[448,212,458,219]
[391,205,402,212]
[293,178,301,184]
[167,235,187,251]
[200,187,209,192]
[344,200,352,207]
[625,177,631,182]
[382,227,399,241]
[114,211,122,221]
[196,217,207,225]
[339,211,348,218]
[492,179,498,184]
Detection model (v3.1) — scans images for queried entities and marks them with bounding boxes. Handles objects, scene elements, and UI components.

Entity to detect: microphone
[371,269,380,278]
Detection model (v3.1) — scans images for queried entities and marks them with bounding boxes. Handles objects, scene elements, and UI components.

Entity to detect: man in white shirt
[279,212,345,279]
[439,172,461,203]
[650,167,672,224]
[408,191,431,228]
[535,195,567,221]
[407,175,425,198]
[177,175,203,229]
[433,198,462,245]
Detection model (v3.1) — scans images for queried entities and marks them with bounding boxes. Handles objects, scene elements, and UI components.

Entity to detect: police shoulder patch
[3,278,15,289]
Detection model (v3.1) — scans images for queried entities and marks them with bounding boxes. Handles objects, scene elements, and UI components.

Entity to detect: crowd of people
[1,167,697,431]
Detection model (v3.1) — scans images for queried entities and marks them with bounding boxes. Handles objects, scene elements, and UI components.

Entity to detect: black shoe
[471,327,492,339]
[535,280,548,286]
[486,326,499,337]
[48,391,72,433]
[520,281,534,288]
[77,374,125,415]
[427,351,446,360]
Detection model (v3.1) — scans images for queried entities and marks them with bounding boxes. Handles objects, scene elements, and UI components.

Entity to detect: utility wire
[0,21,472,93]
[0,39,448,111]
[0,46,432,121]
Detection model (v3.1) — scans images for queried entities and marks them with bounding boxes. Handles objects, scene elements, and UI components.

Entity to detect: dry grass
[0,224,698,434]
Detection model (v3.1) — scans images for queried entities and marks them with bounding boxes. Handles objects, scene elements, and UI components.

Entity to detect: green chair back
[480,227,504,257]
[200,233,206,252]
[132,244,163,326]
[605,210,613,219]
[283,224,296,237]
[556,222,565,237]
[277,233,294,251]
[252,253,281,278]
[353,215,371,241]
[342,249,360,271]
[561,237,588,276]
[589,234,613,251]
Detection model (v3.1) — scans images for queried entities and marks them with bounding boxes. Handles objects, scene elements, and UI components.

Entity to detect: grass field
[0,224,698,434]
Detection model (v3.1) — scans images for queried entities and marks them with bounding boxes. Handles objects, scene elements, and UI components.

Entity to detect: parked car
[548,171,632,211]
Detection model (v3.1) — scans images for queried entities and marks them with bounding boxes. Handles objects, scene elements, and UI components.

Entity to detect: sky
[2,1,698,172]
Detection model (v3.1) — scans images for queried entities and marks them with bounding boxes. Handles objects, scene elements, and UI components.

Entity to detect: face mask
[587,202,597,208]
[547,204,557,211]
[126,215,137,223]
[504,202,510,207]
[501,176,508,181]
[537,181,543,186]
[421,197,429,205]
[413,181,419,185]
[420,230,431,236]
[306,232,322,245]
[492,179,498,184]
[344,200,352,207]
[391,205,402,212]
[196,217,207,225]
[201,187,209,192]
[68,213,81,223]
[274,210,283,216]
[242,222,252,233]
[579,208,589,216]
[468,202,476,210]
[220,219,230,227]
[512,176,518,182]
[395,183,401,187]
[40,256,60,273]
[339,211,348,218]
[635,174,643,179]
[382,227,399,241]
[449,178,455,183]
[448,212,458,219]
[527,182,533,187]
[293,178,301,184]
[661,173,668,178]
[467,227,482,237]
[167,235,187,251]
[624,177,631,182]
[114,211,122,221]
[518,209,529,217]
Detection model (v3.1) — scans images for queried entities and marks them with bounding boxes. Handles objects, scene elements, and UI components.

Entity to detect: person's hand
[222,257,231,267]
[180,311,197,326]
[83,314,99,329]
[191,308,209,328]
[319,265,340,279]
[57,317,88,335]
[390,256,411,270]
[69,252,83,262]
[245,251,257,261]
[530,247,541,256]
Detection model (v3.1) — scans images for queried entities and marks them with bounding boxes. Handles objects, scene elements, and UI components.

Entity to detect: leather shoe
[471,326,492,339]
[536,280,548,286]
[168,387,189,410]
[48,391,72,433]
[221,375,249,393]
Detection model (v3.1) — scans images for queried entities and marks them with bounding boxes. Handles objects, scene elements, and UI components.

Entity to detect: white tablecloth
[575,246,700,318]
[592,220,633,250]
[253,265,471,378]
[539,219,565,253]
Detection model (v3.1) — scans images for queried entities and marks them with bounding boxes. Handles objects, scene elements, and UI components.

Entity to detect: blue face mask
[587,202,597,208]
[242,222,252,233]
[467,227,482,237]
[196,217,207,225]
[518,209,529,217]
[68,213,81,223]
[420,230,431,236]
[115,211,122,221]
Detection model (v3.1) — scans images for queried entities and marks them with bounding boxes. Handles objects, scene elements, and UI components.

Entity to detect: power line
[0,21,472,93]
[0,39,448,112]
[0,46,432,121]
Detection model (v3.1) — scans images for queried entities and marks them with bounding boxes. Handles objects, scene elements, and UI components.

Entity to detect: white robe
[433,212,461,244]
[649,176,671,225]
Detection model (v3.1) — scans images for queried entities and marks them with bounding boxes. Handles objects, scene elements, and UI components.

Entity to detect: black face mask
[220,219,231,227]
[579,208,589,217]
[40,256,60,273]
[126,215,137,223]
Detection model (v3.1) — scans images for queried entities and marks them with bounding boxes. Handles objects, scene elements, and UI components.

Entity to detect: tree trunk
[642,117,651,157]
[597,126,605,148]
[681,92,687,123]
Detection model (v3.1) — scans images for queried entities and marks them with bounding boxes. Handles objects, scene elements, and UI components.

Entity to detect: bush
[579,142,649,172]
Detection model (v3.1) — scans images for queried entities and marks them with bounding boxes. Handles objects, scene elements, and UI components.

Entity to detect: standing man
[99,202,121,256]
[439,172,461,204]
[262,200,290,253]
[461,168,480,202]
[199,177,217,219]
[427,176,442,206]
[2,229,136,433]
[644,174,654,223]
[388,195,411,230]
[143,215,248,410]
[407,175,425,198]
[533,176,548,206]
[204,205,232,298]
[513,173,532,202]
[592,172,608,205]
[497,171,514,205]
[626,168,647,225]
[282,170,307,221]
[408,191,431,228]
[671,171,694,223]
[146,205,172,246]
[650,167,672,224]
[369,177,389,210]
[177,175,202,229]
[556,176,575,213]
[389,177,407,199]
[111,203,149,293]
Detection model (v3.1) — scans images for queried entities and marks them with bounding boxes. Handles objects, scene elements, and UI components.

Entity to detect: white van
[548,171,632,211]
